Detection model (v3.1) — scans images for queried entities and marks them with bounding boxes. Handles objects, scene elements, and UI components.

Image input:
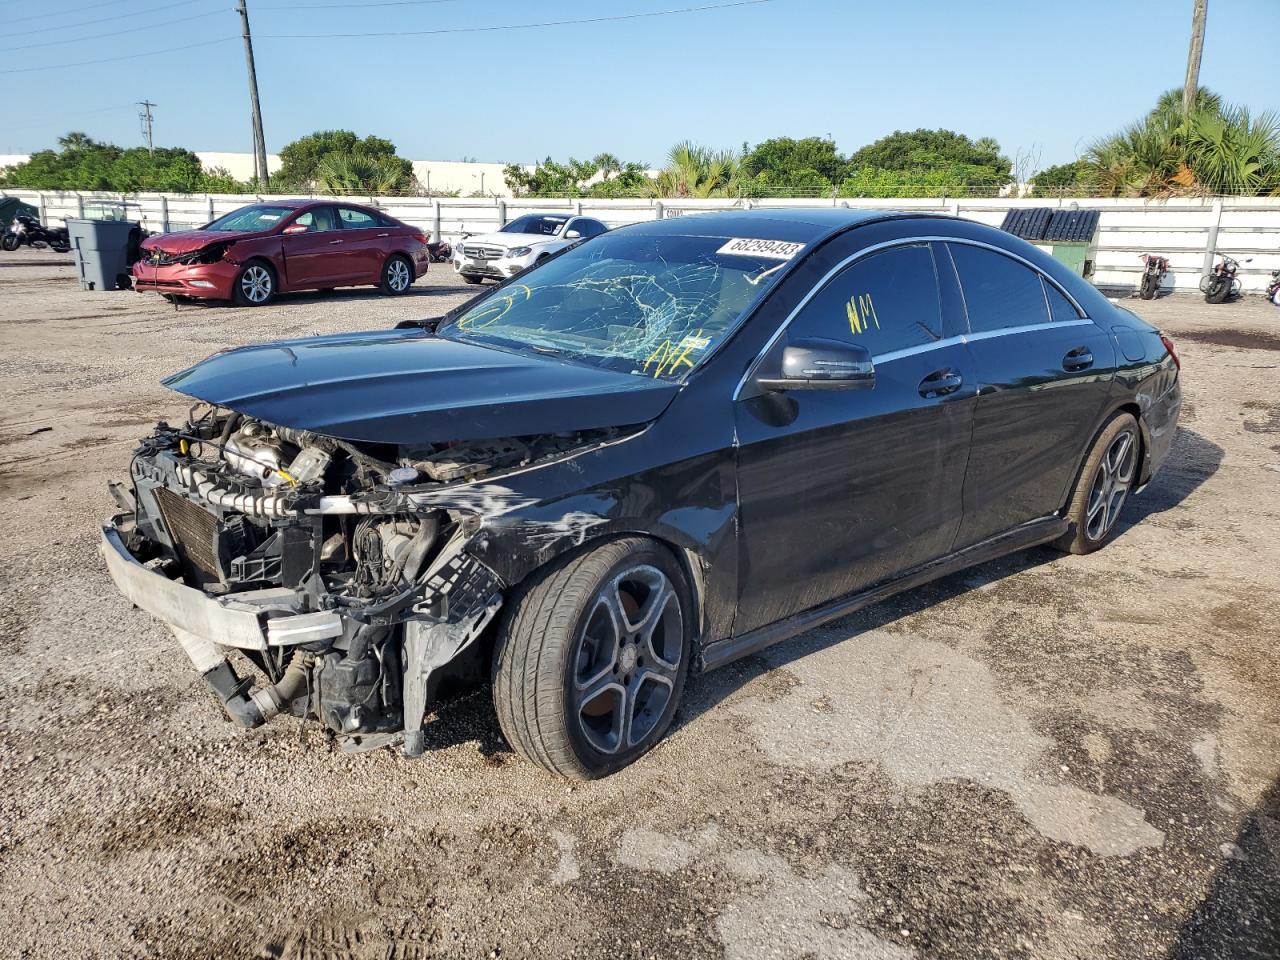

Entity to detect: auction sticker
[717,237,805,260]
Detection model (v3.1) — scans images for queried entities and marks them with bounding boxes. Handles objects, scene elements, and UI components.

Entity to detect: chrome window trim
[732,235,1093,400]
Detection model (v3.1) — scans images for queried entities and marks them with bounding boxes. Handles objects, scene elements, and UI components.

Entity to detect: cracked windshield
[439,233,798,379]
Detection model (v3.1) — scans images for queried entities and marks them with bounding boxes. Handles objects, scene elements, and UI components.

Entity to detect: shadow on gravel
[1168,777,1280,960]
[1119,427,1223,532]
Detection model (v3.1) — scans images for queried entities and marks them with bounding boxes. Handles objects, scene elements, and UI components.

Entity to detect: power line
[6,0,208,39]
[256,0,462,7]
[0,37,237,75]
[4,0,147,27]
[0,11,224,53]
[260,0,779,39]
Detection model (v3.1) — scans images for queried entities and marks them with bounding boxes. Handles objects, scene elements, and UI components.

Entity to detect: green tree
[0,132,251,193]
[653,142,741,198]
[1028,160,1092,197]
[849,128,1011,176]
[741,136,849,193]
[1084,88,1280,196]
[504,155,650,198]
[273,130,416,194]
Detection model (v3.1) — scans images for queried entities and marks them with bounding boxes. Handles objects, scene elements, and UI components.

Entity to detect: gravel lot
[1,246,1277,960]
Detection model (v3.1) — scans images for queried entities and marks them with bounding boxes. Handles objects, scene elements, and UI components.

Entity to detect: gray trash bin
[66,218,139,291]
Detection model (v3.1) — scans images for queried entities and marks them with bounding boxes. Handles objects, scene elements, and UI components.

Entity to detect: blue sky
[4,0,1278,172]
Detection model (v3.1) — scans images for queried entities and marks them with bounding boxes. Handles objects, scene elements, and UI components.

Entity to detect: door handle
[919,369,963,398]
[376,233,389,238]
[1062,346,1094,371]
[328,239,344,245]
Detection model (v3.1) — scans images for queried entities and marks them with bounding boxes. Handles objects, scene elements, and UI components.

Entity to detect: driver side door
[732,241,976,635]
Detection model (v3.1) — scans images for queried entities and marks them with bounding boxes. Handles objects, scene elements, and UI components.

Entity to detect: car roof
[619,208,928,244]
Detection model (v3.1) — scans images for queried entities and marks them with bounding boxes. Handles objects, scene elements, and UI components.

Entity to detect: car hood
[142,228,272,254]
[161,328,680,445]
[462,231,560,249]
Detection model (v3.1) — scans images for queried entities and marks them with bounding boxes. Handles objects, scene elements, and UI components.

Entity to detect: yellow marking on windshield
[456,284,532,330]
[847,292,881,336]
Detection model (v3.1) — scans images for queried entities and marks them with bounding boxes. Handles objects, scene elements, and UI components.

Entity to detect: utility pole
[138,101,156,155]
[235,0,269,191]
[1183,0,1207,116]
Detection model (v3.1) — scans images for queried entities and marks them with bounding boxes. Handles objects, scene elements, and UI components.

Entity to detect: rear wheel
[1205,276,1231,304]
[380,255,414,295]
[1055,412,1139,555]
[492,537,692,780]
[1139,273,1159,299]
[2,234,21,252]
[232,261,275,307]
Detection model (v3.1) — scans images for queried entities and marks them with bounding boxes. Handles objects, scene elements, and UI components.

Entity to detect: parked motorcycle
[1200,252,1251,304]
[1139,253,1170,300]
[1268,269,1280,307]
[2,213,70,253]
[427,240,452,263]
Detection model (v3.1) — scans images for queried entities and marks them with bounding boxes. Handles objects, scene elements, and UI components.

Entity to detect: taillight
[1159,334,1180,371]
[412,231,429,244]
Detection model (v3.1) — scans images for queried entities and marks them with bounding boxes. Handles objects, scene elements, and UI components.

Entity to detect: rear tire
[1055,412,1140,555]
[232,260,276,307]
[492,537,692,780]
[380,254,414,295]
[1205,276,1231,304]
[1139,273,1159,299]
[2,234,21,252]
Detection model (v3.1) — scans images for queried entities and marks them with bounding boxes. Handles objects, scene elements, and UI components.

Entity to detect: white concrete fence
[7,189,1279,295]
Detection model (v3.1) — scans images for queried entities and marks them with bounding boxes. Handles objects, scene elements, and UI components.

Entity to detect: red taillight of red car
[1160,334,1180,372]
[412,231,429,244]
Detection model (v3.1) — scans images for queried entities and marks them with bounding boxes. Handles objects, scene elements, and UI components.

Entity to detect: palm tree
[314,152,414,196]
[1084,88,1280,196]
[653,141,741,198]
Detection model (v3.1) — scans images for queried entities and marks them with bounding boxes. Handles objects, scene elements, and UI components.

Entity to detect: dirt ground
[0,246,1277,960]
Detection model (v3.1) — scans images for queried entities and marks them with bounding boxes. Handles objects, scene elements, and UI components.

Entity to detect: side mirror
[564,229,582,239]
[282,224,308,235]
[756,338,875,392]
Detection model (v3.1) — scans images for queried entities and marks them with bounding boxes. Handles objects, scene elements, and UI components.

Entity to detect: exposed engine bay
[106,404,621,754]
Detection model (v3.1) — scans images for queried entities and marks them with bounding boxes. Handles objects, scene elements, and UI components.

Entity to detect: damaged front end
[102,406,617,754]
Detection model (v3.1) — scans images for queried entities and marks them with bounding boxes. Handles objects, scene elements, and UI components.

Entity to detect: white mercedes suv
[453,213,609,284]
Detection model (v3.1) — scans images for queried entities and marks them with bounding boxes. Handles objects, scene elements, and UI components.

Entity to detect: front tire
[232,260,276,307]
[1139,273,1159,299]
[1055,413,1140,555]
[2,234,20,252]
[380,254,414,295]
[1205,276,1231,304]
[492,537,692,780]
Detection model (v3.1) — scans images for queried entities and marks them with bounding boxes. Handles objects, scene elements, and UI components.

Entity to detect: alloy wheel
[1085,428,1136,541]
[240,265,272,303]
[572,564,683,755]
[387,258,411,292]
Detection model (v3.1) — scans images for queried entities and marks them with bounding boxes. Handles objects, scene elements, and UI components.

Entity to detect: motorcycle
[2,213,70,253]
[1200,252,1251,304]
[1138,253,1169,300]
[427,240,452,263]
[1267,269,1280,307]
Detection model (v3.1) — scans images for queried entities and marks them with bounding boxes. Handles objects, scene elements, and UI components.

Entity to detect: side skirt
[699,515,1068,672]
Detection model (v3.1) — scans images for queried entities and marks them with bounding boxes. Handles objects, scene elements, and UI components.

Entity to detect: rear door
[336,206,386,282]
[280,205,348,288]
[733,240,976,634]
[945,242,1116,548]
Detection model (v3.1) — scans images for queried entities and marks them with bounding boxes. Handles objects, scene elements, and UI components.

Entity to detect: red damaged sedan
[132,200,431,306]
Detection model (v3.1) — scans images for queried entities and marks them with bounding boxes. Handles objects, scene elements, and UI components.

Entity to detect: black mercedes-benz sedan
[101,209,1181,779]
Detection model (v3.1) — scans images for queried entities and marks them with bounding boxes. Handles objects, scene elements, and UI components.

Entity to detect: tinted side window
[949,244,1050,333]
[338,207,378,229]
[574,218,606,238]
[1043,278,1082,322]
[788,244,942,356]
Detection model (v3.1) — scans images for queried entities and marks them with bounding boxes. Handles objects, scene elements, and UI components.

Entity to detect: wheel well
[239,256,276,283]
[1060,402,1144,513]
